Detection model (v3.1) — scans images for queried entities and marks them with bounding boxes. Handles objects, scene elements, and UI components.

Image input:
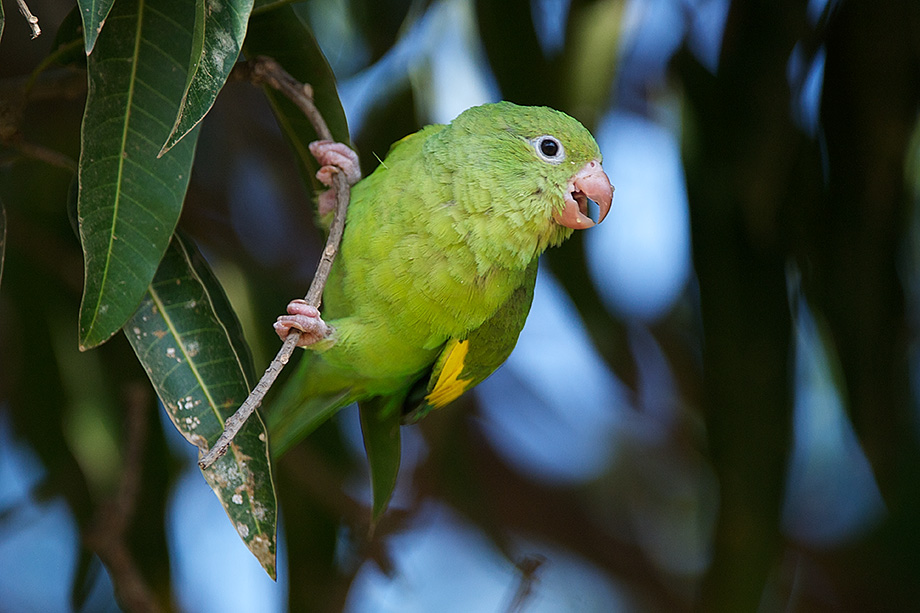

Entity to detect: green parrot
[269,101,612,513]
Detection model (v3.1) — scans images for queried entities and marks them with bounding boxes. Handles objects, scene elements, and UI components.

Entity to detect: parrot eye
[533,135,565,163]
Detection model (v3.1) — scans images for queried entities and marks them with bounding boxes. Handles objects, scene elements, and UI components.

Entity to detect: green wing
[404,260,538,422]
[266,349,360,456]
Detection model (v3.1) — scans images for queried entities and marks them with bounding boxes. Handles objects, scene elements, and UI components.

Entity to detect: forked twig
[16,0,42,38]
[199,57,353,470]
[504,555,546,613]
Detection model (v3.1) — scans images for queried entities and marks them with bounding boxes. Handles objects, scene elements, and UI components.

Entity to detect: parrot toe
[274,300,333,347]
[309,140,362,186]
[317,189,337,217]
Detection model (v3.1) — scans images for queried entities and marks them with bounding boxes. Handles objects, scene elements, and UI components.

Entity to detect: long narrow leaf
[76,0,116,54]
[161,0,254,154]
[125,234,277,578]
[77,0,200,349]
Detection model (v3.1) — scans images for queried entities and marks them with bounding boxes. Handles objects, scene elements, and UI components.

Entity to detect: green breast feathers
[269,101,613,458]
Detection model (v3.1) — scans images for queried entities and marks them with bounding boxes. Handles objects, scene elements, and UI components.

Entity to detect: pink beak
[553,160,613,229]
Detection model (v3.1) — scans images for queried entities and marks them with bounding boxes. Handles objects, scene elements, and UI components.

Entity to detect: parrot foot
[274,299,334,347]
[309,140,361,216]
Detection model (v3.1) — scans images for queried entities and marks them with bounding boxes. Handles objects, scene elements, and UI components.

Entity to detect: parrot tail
[264,351,359,456]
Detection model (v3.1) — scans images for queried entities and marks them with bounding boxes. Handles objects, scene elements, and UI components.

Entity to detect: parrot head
[445,101,613,237]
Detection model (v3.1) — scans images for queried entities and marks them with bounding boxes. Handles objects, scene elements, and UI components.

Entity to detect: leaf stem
[199,57,352,470]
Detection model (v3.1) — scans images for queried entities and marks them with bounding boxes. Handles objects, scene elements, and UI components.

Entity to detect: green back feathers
[333,100,603,381]
[269,102,604,449]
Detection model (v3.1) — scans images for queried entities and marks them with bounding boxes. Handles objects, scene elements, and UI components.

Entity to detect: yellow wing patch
[425,339,472,408]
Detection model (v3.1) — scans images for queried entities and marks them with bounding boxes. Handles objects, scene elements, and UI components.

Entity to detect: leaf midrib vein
[85,0,147,337]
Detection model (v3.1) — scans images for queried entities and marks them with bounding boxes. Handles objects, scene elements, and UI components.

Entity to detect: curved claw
[553,159,613,229]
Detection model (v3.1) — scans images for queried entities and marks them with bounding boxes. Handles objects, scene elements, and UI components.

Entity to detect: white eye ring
[532,135,565,164]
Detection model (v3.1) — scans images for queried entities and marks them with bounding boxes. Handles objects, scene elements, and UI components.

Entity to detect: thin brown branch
[5,138,78,171]
[232,56,333,141]
[16,0,42,39]
[0,68,86,101]
[0,61,86,171]
[84,384,161,613]
[504,555,546,613]
[199,57,353,470]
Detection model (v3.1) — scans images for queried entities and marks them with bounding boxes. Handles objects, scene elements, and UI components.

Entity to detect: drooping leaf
[350,0,432,63]
[77,0,117,54]
[161,0,254,154]
[358,396,402,522]
[243,3,350,192]
[77,0,200,349]
[252,0,291,14]
[49,7,90,70]
[475,0,556,107]
[124,233,277,579]
[563,0,624,129]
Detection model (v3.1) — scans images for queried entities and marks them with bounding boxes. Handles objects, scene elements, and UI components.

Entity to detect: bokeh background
[2,0,920,610]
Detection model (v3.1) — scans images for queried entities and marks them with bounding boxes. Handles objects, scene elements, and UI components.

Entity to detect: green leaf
[161,0,254,154]
[77,0,117,54]
[243,3,350,191]
[1,1,5,44]
[563,0,625,129]
[77,0,200,349]
[125,233,277,579]
[358,396,402,522]
[49,7,90,70]
[252,0,293,14]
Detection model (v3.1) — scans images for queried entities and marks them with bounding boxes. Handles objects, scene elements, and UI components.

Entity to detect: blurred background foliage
[2,0,920,611]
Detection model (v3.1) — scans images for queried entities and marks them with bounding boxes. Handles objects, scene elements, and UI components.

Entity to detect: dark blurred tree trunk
[677,2,811,609]
[805,0,920,606]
